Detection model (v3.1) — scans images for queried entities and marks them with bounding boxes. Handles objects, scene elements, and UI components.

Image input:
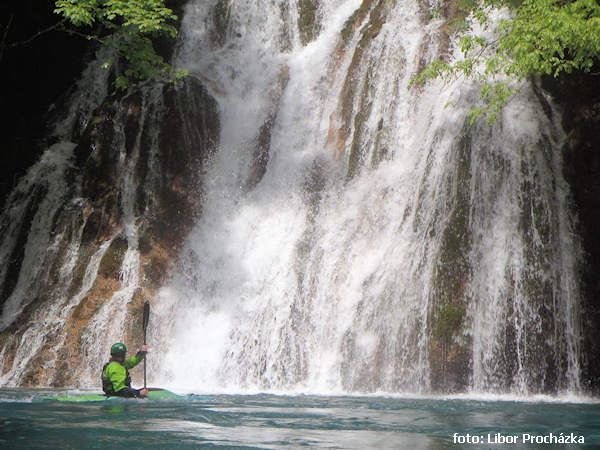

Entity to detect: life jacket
[101,360,132,396]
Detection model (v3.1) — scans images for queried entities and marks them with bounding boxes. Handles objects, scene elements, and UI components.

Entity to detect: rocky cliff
[543,71,600,394]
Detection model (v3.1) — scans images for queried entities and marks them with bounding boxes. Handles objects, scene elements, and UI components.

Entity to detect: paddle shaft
[142,301,150,389]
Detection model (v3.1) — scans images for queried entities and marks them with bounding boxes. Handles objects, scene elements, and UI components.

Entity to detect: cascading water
[148,0,582,396]
[0,0,584,396]
[0,43,218,387]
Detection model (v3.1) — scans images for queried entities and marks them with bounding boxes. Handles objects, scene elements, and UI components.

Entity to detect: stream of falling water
[148,0,582,396]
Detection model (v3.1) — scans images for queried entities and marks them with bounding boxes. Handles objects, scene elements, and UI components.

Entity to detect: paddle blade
[142,301,150,333]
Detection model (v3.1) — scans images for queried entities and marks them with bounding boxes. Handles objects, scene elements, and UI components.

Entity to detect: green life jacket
[101,361,132,395]
[101,352,144,395]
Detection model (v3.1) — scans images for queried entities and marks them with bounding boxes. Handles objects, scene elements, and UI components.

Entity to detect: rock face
[74,79,218,259]
[0,78,219,387]
[415,0,600,395]
[543,72,600,395]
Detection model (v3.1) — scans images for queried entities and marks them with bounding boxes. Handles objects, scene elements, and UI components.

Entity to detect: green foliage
[54,0,187,91]
[411,0,600,124]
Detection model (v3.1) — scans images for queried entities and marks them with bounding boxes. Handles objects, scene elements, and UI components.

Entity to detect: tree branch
[0,17,68,50]
[0,13,15,63]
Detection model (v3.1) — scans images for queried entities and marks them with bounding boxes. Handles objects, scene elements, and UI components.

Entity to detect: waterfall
[148,0,581,395]
[0,45,218,387]
[0,0,583,396]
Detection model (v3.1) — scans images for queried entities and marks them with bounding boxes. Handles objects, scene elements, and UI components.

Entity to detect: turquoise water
[1,390,599,449]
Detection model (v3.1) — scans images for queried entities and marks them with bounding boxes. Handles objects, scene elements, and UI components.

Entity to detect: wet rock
[543,70,600,395]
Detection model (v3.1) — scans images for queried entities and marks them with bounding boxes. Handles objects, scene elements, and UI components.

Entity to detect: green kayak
[43,389,184,402]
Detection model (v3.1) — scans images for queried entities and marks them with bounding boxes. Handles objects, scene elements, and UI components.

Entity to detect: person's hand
[141,344,148,354]
[140,388,149,397]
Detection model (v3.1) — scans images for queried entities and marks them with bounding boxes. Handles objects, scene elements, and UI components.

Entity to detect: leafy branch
[410,0,600,124]
[54,0,188,91]
[0,14,71,63]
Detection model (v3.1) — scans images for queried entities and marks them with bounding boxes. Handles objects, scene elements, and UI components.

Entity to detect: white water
[0,0,583,396]
[0,54,159,386]
[0,48,112,331]
[148,0,582,396]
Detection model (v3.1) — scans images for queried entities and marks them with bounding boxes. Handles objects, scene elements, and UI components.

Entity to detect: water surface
[1,390,598,448]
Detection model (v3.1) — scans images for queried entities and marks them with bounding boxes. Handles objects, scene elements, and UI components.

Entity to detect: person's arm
[123,345,147,370]
[116,386,143,397]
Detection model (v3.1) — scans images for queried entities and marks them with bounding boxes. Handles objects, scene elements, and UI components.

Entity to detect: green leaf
[54,0,187,91]
[409,0,600,125]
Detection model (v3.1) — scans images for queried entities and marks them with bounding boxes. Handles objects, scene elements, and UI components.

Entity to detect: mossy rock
[128,293,147,345]
[432,303,466,343]
[76,102,120,202]
[142,255,169,287]
[67,245,97,298]
[338,1,388,180]
[71,296,101,321]
[340,0,376,46]
[213,0,232,47]
[48,235,71,286]
[81,209,103,244]
[71,296,89,319]
[98,235,129,279]
[138,232,153,254]
[298,0,322,45]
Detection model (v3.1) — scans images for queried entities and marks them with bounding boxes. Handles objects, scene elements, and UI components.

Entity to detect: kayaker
[102,342,149,398]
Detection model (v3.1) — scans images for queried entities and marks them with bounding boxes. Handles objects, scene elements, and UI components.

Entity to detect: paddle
[142,301,150,389]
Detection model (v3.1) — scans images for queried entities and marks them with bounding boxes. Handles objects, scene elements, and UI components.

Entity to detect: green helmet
[110,342,127,355]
